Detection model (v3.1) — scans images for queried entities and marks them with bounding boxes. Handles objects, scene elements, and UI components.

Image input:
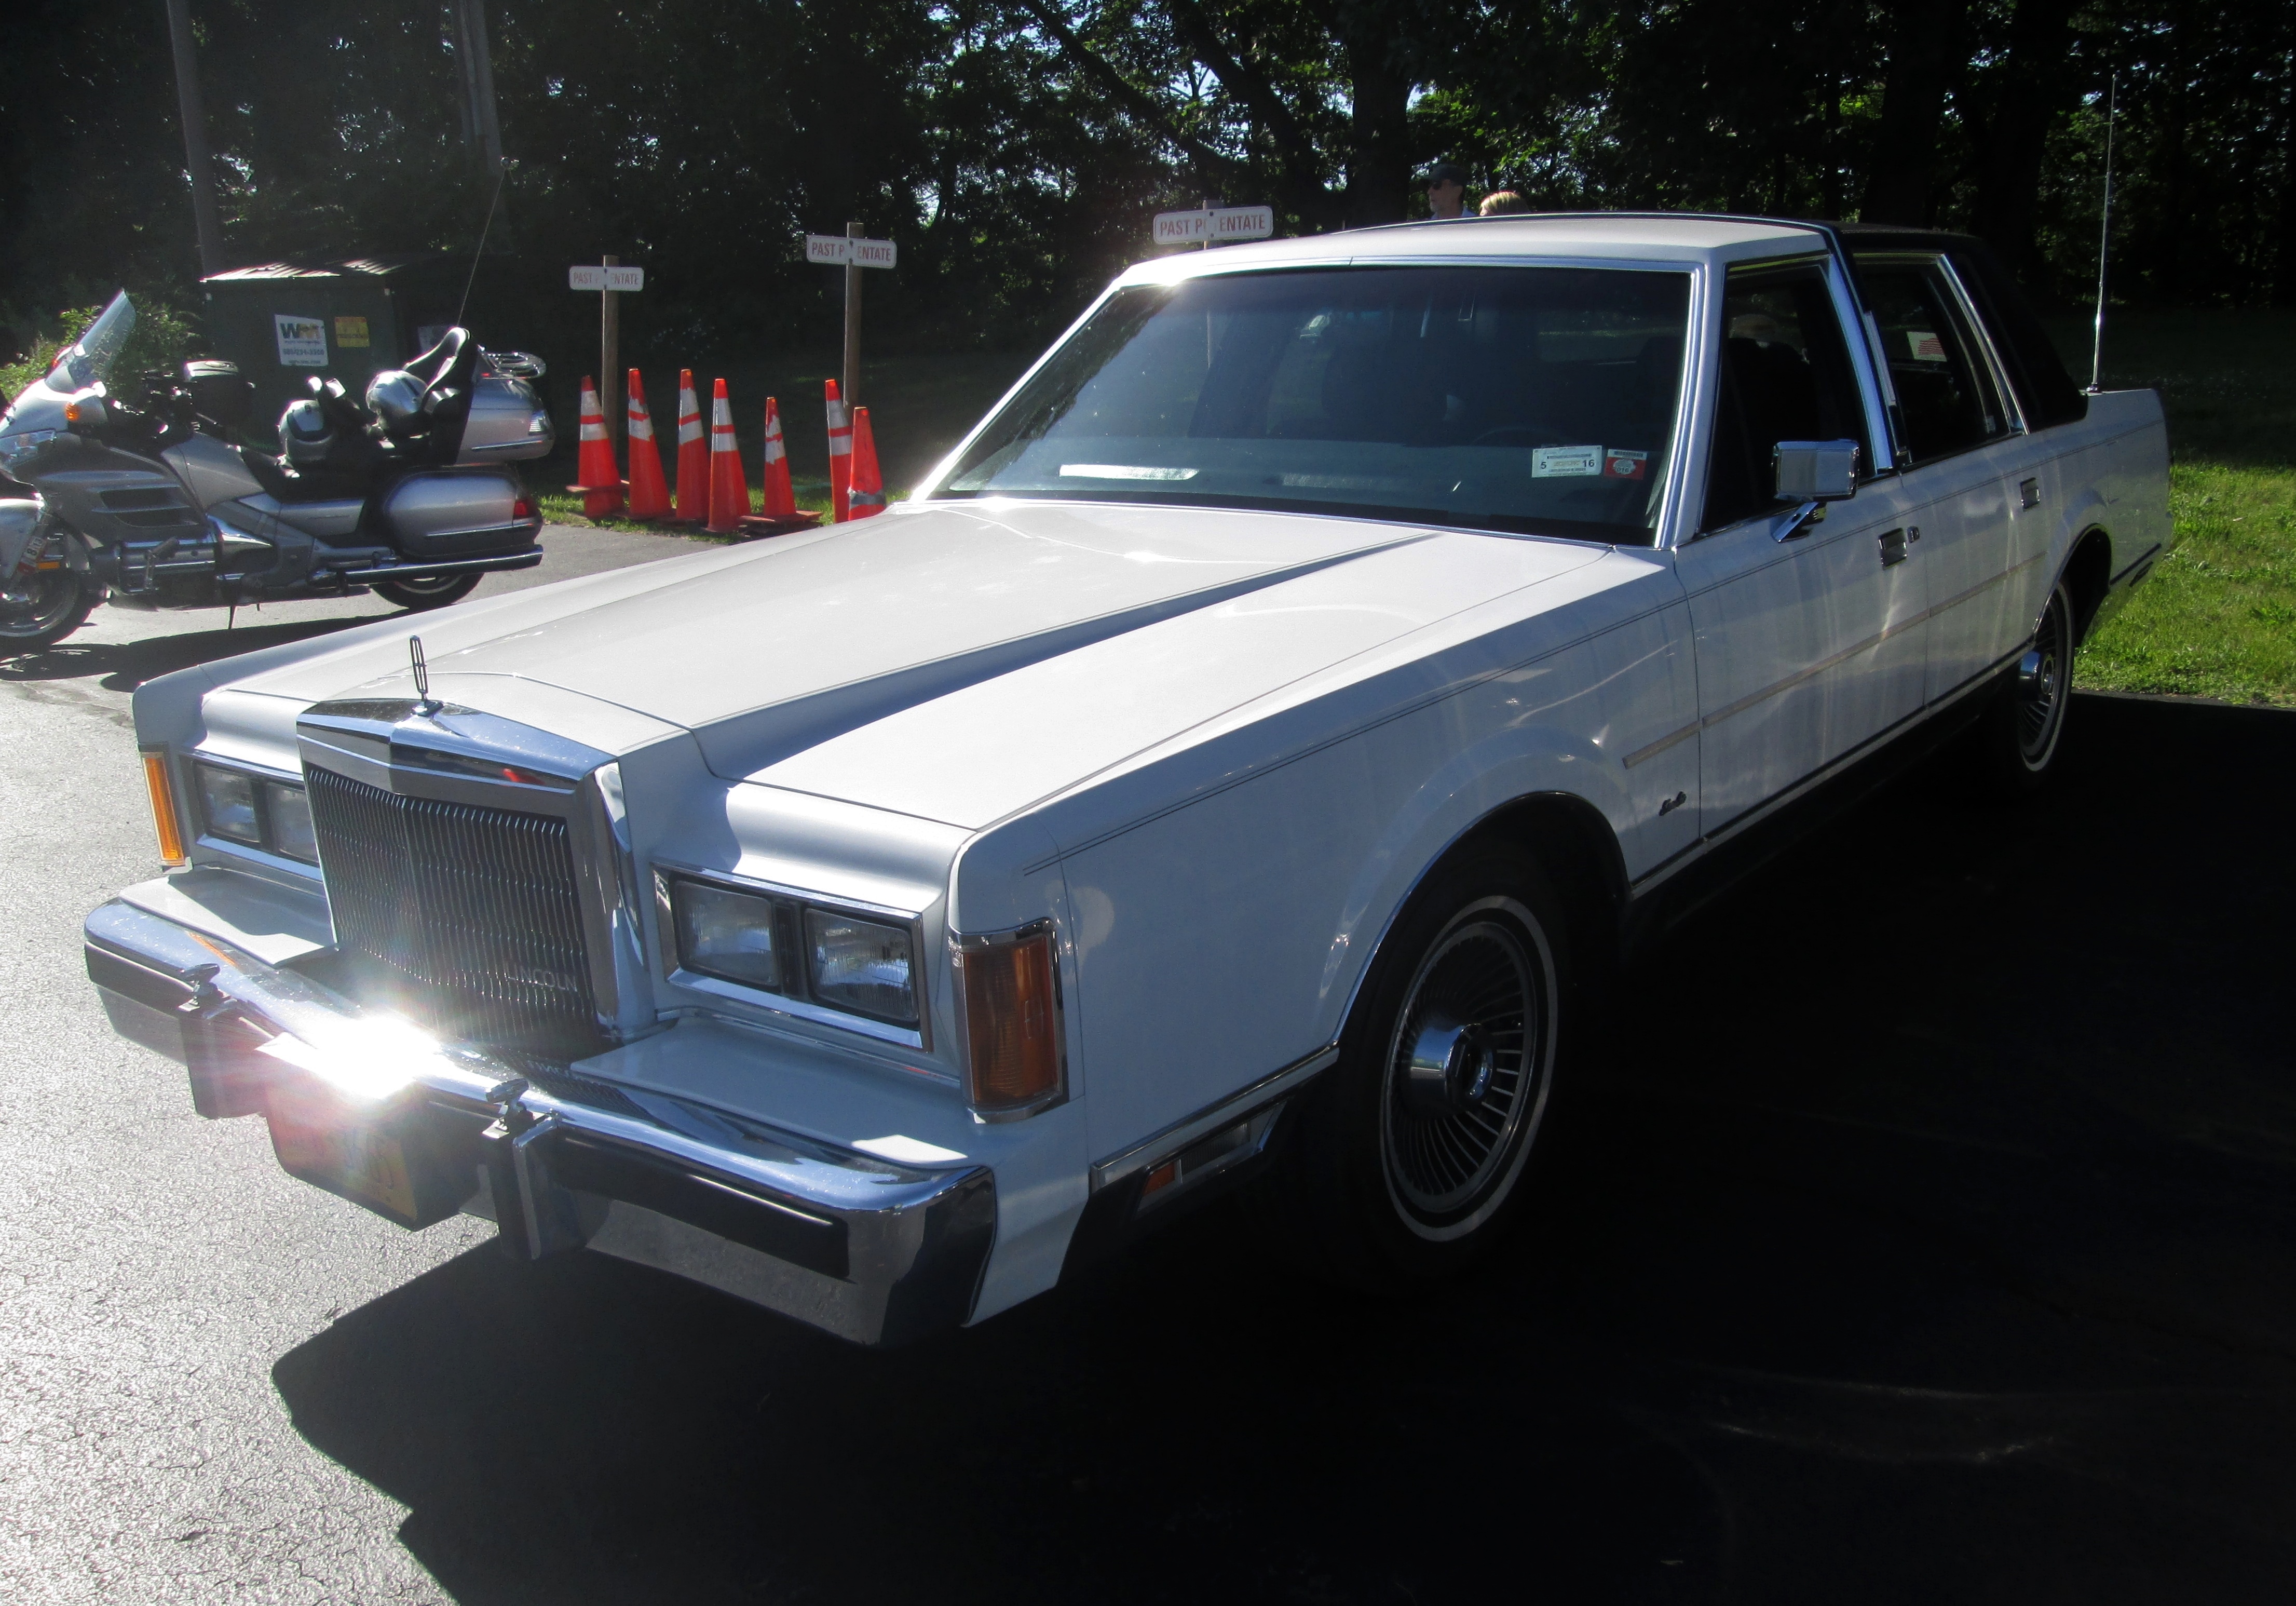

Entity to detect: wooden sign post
[803,226,898,407]
[568,257,645,450]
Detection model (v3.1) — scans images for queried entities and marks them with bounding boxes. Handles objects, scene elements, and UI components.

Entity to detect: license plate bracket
[265,1076,483,1230]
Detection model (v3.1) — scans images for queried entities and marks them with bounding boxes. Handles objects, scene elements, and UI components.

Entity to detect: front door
[1675,257,1930,831]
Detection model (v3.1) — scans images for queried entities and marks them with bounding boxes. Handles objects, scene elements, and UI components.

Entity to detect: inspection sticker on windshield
[1532,446,1604,478]
[274,314,328,368]
[1604,449,1648,481]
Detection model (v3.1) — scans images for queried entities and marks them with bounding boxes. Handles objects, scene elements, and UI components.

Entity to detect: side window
[1702,264,1869,533]
[1855,258,2011,463]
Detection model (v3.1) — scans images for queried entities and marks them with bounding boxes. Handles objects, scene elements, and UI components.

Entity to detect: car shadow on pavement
[0,612,397,692]
[271,694,2296,1605]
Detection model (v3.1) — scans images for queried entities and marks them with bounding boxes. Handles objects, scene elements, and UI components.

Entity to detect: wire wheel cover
[2018,595,2070,760]
[1381,917,1543,1221]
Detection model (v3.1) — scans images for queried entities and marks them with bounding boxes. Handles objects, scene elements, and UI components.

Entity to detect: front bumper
[84,899,996,1347]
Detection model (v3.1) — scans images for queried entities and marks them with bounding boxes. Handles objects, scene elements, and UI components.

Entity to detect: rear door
[1673,257,1928,830]
[1854,254,2042,703]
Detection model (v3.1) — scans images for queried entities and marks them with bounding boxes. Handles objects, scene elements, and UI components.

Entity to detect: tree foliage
[2,0,2291,370]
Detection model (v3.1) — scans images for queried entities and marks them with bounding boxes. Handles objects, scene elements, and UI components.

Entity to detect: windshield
[54,291,137,393]
[931,265,1691,544]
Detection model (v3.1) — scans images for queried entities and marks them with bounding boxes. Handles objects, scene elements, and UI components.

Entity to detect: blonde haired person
[1479,190,1531,216]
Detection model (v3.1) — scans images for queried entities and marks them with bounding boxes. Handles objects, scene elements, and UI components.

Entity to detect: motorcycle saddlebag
[381,467,533,557]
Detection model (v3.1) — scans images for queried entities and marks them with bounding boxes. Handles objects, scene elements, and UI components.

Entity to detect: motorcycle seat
[240,446,372,505]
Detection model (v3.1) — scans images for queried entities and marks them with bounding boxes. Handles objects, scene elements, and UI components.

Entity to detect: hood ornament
[409,635,441,717]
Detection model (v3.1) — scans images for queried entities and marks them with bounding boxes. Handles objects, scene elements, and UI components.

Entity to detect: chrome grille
[305,765,604,1061]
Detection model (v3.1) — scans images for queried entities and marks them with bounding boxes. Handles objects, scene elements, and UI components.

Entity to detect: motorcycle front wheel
[0,568,96,654]
[373,572,483,611]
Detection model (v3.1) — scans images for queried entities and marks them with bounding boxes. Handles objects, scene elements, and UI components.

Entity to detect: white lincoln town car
[86,214,2171,1344]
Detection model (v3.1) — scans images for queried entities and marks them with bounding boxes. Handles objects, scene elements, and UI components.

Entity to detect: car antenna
[2088,74,2117,396]
[454,157,519,330]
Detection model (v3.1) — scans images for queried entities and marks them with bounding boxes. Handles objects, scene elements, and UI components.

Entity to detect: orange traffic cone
[825,379,852,522]
[624,369,673,521]
[759,397,796,517]
[705,378,751,534]
[567,376,624,518]
[673,370,710,524]
[847,406,887,519]
[736,395,824,537]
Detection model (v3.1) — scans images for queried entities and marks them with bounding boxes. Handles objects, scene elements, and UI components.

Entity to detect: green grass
[2054,310,2296,705]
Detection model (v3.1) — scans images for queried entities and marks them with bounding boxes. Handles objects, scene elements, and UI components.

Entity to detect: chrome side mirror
[1773,439,1860,502]
[487,350,547,380]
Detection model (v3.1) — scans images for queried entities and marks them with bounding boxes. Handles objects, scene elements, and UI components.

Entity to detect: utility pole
[162,0,227,277]
[449,0,506,176]
[842,220,863,406]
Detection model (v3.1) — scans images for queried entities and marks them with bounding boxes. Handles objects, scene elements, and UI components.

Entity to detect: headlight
[195,762,316,863]
[661,872,923,1033]
[197,765,261,844]
[266,780,318,863]
[672,880,783,988]
[806,910,917,1025]
[0,428,60,469]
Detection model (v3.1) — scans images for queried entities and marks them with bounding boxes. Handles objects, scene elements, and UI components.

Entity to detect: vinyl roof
[1122,212,1826,284]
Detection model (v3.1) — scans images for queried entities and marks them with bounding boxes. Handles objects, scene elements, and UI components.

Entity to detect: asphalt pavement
[4,532,2294,1603]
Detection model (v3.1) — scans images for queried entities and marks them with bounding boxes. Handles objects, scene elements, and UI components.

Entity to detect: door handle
[2019,478,2041,509]
[1878,527,1909,566]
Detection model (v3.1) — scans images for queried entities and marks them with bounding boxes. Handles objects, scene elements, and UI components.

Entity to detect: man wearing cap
[1423,162,1471,220]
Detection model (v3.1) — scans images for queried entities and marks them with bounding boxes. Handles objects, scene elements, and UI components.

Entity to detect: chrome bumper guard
[83,900,997,1347]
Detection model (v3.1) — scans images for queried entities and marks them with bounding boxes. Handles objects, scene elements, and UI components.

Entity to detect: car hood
[221,500,1613,828]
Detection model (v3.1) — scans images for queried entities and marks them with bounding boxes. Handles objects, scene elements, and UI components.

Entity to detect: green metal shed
[200,254,509,441]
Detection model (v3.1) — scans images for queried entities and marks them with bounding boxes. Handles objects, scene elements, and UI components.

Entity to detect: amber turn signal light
[955,924,1063,1114]
[142,750,188,867]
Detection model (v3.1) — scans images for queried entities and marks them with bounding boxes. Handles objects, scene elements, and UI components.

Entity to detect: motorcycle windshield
[53,291,137,394]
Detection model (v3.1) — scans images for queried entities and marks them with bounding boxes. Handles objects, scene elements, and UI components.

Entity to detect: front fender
[1315,726,1623,1018]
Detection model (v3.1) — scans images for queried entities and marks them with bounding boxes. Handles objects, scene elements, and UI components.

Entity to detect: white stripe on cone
[763,414,786,464]
[678,389,703,444]
[711,392,736,440]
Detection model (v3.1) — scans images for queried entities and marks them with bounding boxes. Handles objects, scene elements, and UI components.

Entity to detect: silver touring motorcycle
[0,290,553,651]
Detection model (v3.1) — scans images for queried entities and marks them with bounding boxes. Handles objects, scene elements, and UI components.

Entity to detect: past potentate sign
[806,235,898,268]
[1152,206,1274,247]
[568,265,644,291]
